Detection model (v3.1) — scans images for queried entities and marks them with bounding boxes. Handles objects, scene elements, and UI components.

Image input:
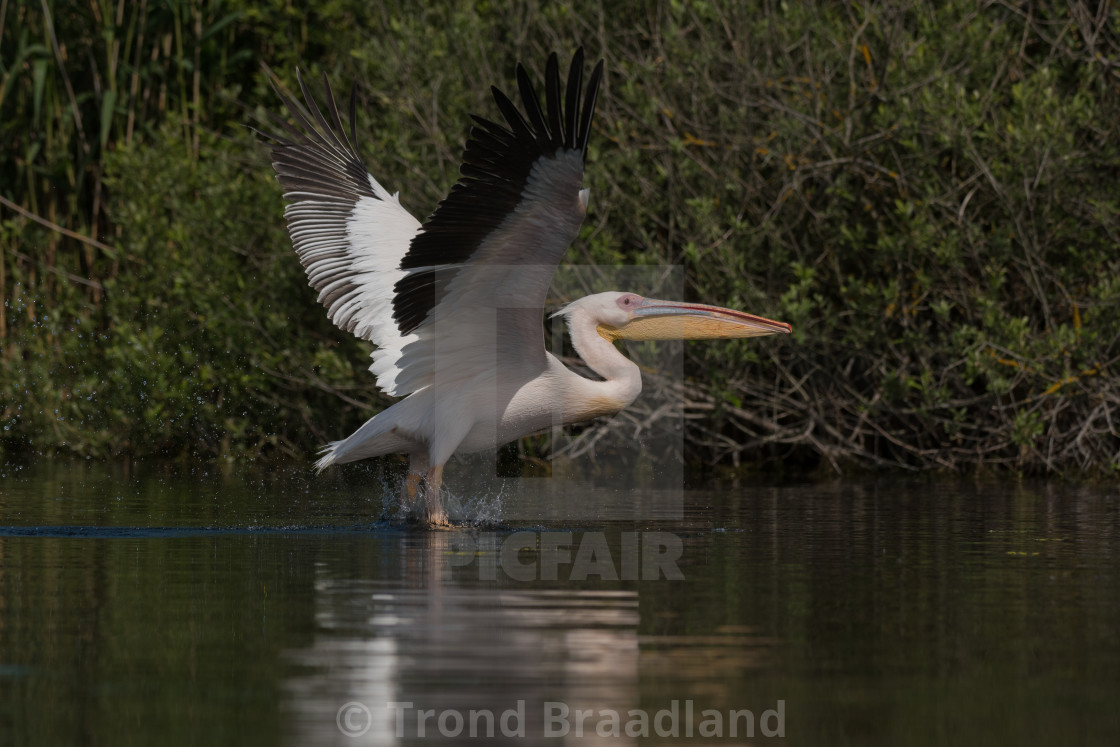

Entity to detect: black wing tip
[486,48,604,156]
[578,58,605,154]
[391,50,606,335]
[262,68,355,155]
[265,69,377,202]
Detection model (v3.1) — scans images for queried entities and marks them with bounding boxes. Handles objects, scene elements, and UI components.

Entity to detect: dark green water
[0,461,1117,745]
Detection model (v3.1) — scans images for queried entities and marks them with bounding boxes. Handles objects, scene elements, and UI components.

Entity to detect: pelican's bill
[598,299,792,342]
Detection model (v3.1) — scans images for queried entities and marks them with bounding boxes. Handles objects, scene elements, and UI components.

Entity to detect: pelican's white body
[318,293,643,468]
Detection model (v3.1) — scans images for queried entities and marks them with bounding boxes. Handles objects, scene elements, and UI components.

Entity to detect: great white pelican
[265,50,790,525]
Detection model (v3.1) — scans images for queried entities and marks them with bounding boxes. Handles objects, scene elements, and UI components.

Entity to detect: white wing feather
[267,75,422,396]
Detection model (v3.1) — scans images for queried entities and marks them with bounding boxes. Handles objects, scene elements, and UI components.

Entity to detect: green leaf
[99,89,117,151]
[32,58,48,126]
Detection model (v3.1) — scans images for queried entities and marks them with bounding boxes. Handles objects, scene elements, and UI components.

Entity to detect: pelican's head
[561,291,792,342]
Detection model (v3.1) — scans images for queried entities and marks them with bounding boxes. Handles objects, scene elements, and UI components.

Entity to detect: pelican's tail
[313,442,345,472]
[312,399,420,472]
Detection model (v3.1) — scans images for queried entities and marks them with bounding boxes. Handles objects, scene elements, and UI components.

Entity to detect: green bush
[2,0,1118,472]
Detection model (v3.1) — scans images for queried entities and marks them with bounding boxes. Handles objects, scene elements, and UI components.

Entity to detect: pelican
[266,50,790,526]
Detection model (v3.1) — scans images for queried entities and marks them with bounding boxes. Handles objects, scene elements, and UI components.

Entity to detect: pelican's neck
[563,305,643,410]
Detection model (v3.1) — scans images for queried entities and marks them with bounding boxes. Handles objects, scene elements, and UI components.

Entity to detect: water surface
[0,461,1117,745]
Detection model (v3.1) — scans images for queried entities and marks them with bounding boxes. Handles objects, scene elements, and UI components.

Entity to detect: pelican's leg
[421,464,448,527]
[403,452,429,517]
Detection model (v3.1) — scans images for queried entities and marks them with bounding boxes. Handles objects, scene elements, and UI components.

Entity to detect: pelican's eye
[617,294,639,310]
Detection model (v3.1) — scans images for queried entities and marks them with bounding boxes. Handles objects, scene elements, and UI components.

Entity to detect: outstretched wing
[265,72,421,396]
[267,50,603,399]
[388,49,604,396]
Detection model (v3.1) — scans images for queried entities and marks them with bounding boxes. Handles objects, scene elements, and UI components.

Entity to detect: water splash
[376,472,508,528]
[441,482,506,527]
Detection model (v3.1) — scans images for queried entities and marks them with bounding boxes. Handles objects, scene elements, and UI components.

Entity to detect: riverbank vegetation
[2,1,1118,473]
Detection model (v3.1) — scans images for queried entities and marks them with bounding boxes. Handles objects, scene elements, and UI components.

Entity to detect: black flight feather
[393,49,604,336]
